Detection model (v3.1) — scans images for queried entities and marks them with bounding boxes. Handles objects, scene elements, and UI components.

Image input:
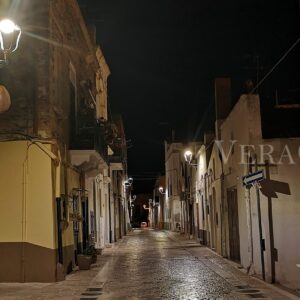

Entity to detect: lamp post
[184,149,197,239]
[0,18,21,113]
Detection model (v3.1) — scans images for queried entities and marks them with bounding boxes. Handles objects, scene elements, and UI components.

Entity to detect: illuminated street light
[0,19,21,113]
[124,177,133,187]
[0,19,19,34]
[184,150,197,167]
[158,186,166,194]
[184,150,193,164]
[0,18,22,65]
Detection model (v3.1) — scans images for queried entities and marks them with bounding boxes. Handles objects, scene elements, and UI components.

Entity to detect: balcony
[71,122,108,160]
[70,122,109,174]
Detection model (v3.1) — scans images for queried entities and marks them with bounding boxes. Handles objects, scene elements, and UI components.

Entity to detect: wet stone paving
[97,230,235,300]
[0,229,298,300]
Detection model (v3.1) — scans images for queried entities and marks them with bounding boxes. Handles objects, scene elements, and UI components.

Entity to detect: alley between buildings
[0,229,297,300]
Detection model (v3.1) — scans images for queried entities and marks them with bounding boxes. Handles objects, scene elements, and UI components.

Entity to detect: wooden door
[227,188,241,262]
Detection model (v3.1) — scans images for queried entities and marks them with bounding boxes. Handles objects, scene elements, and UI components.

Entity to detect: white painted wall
[219,94,300,289]
[207,144,223,254]
[165,142,184,231]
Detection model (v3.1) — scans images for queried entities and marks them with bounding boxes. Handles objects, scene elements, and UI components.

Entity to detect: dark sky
[79,0,300,193]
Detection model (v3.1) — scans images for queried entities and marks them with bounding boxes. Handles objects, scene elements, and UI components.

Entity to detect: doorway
[227,188,241,262]
[209,192,217,250]
[81,199,89,251]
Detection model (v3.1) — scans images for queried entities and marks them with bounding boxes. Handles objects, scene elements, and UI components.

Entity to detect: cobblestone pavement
[0,229,299,300]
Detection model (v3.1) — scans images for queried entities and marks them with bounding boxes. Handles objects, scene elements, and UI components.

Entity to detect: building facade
[163,141,201,236]
[164,142,184,231]
[152,176,165,229]
[0,0,119,282]
[109,115,129,242]
[195,78,300,290]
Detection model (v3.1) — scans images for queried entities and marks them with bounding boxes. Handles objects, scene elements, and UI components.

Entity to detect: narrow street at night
[0,1,300,298]
[0,230,297,300]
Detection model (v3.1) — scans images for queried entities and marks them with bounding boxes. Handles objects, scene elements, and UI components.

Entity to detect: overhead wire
[251,36,300,93]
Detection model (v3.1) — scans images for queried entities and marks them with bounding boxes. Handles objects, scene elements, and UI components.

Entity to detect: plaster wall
[220,95,300,289]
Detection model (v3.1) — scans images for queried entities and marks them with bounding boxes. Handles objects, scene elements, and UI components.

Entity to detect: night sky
[79,0,300,193]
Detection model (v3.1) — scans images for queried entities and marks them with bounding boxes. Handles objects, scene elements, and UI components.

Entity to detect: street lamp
[158,186,166,194]
[124,177,133,187]
[0,19,21,113]
[0,18,21,65]
[183,149,197,239]
[184,150,192,164]
[184,150,197,167]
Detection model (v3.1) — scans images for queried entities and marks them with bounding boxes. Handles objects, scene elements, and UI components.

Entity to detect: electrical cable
[251,36,300,93]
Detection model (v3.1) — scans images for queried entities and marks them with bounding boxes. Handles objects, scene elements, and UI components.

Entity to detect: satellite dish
[0,85,10,113]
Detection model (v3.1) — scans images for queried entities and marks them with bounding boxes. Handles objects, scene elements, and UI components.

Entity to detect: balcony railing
[70,122,108,162]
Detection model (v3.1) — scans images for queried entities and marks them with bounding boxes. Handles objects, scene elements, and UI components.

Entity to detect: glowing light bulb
[184,150,193,163]
[0,19,19,34]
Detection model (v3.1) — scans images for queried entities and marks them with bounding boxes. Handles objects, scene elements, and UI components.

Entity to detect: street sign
[260,179,291,198]
[243,170,264,186]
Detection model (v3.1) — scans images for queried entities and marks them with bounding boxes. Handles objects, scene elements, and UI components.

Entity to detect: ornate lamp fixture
[0,19,21,113]
[0,19,21,65]
[184,150,197,167]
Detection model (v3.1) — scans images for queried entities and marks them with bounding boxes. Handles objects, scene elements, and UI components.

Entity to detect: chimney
[215,78,231,139]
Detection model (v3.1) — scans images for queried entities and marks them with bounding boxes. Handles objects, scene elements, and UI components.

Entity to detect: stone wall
[0,0,50,138]
[0,0,101,157]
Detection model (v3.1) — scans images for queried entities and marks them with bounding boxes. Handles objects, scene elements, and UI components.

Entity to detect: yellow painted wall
[0,141,27,241]
[26,143,55,249]
[62,167,80,247]
[0,141,56,249]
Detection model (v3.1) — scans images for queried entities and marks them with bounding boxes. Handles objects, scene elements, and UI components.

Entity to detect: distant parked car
[141,222,147,228]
